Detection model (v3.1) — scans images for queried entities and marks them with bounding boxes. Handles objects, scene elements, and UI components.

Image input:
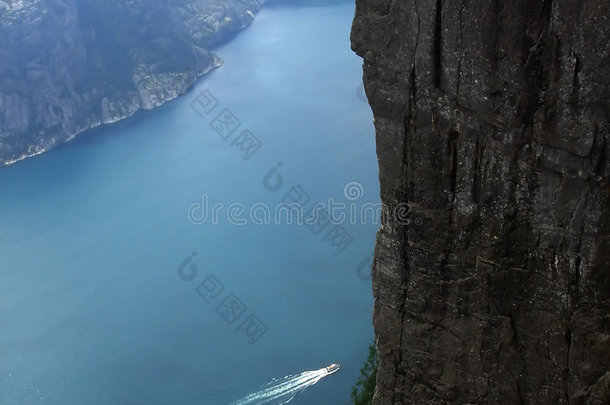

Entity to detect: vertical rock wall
[351,0,609,403]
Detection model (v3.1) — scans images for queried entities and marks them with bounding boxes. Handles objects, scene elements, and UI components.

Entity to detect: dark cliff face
[0,0,266,166]
[352,0,609,404]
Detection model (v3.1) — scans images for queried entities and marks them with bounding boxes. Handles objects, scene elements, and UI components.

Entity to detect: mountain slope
[0,0,267,165]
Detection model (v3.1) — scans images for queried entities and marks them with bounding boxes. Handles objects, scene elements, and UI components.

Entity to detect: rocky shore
[0,0,268,166]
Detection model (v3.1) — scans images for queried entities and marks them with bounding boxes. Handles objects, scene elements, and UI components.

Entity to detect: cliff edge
[352,0,609,403]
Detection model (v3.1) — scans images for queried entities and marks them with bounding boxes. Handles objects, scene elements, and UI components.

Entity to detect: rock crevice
[352,0,609,403]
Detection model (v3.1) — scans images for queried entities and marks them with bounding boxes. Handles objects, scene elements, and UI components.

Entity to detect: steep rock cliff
[352,0,609,403]
[0,0,267,166]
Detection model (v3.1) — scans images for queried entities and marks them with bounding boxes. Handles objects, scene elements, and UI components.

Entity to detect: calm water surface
[0,2,378,404]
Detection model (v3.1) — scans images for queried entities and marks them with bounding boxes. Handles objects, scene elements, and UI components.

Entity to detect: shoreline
[1,56,224,168]
[0,1,272,169]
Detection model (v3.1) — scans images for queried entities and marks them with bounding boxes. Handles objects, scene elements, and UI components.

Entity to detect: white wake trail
[230,368,331,405]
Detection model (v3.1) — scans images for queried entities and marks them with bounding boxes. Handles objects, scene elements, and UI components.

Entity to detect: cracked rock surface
[351,0,609,403]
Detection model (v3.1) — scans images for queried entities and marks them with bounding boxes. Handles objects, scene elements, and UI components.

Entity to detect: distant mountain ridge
[0,0,269,166]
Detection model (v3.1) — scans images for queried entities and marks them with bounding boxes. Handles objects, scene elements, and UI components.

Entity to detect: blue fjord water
[0,2,378,404]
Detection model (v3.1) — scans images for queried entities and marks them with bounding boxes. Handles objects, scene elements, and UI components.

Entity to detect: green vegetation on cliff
[350,343,377,405]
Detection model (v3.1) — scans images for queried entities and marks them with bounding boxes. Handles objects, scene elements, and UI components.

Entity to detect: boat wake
[229,366,338,405]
